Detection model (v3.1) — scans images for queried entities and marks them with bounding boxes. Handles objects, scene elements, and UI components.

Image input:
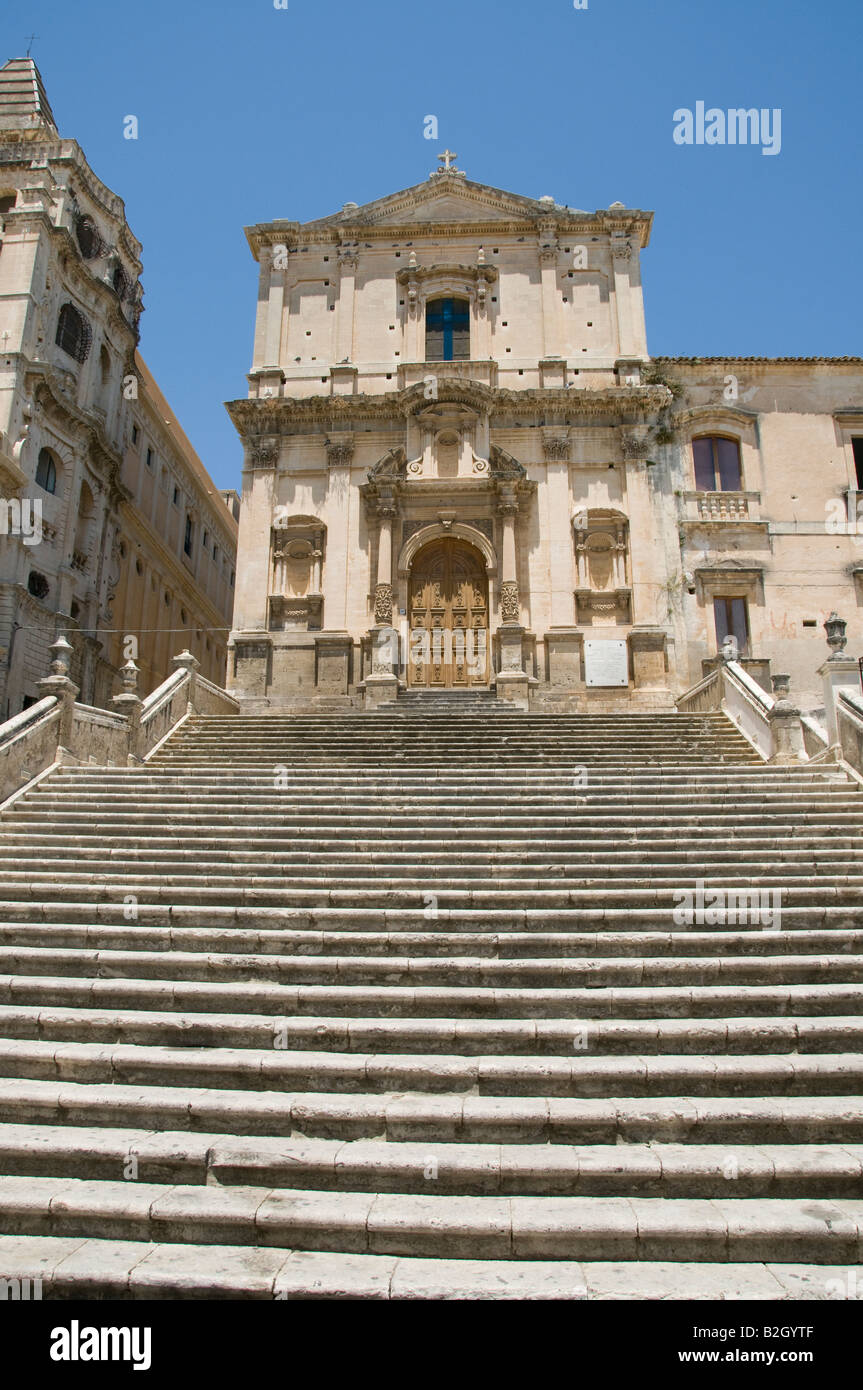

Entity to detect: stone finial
[47,634,74,678]
[824,611,848,659]
[120,658,139,695]
[719,635,739,664]
[172,649,200,674]
[770,673,791,703]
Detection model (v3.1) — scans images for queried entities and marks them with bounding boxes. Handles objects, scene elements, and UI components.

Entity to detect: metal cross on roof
[25,34,39,56]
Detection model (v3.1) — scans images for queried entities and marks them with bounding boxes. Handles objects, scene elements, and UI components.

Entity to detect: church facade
[227,157,863,712]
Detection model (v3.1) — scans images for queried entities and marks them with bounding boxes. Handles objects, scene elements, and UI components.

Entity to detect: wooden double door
[408,538,489,687]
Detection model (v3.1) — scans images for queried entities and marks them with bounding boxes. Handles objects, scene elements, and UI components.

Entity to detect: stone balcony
[682,490,762,524]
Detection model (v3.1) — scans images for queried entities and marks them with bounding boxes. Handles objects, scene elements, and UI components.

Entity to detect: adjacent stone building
[225,159,862,713]
[0,57,236,716]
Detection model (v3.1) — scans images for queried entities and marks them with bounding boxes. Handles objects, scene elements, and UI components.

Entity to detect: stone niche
[268,515,324,632]
[573,509,631,625]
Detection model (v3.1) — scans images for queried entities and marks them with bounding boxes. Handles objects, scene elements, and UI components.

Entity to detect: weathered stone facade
[0,58,237,715]
[226,161,863,712]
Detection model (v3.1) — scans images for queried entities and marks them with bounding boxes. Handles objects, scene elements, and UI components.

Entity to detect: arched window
[693,436,742,491]
[35,448,58,495]
[426,297,470,362]
[55,303,91,363]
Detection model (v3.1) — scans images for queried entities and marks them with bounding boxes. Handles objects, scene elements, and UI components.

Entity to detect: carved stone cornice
[226,383,671,438]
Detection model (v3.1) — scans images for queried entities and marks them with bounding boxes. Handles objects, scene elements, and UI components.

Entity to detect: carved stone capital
[246,438,279,470]
[326,434,355,468]
[621,429,650,459]
[542,429,571,462]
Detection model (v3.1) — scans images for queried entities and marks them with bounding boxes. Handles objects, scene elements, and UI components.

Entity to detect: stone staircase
[0,706,861,1299]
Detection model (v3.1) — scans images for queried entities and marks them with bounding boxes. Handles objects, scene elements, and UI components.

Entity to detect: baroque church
[227,153,863,714]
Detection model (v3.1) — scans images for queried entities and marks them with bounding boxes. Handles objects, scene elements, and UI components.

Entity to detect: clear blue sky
[6,0,861,489]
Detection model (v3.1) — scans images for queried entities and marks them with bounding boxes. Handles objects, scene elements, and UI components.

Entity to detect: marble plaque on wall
[584,639,629,688]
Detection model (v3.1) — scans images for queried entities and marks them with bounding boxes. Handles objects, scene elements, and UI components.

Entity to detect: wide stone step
[5,974,860,1018]
[3,1076,862,1142]
[0,1124,861,1198]
[0,924,858,958]
[0,1174,860,1261]
[0,1234,845,1298]
[4,857,863,884]
[0,945,860,988]
[0,1038,861,1096]
[3,904,859,936]
[1,1003,861,1055]
[2,870,861,899]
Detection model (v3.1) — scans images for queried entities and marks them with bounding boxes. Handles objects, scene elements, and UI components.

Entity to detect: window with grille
[75,215,102,259]
[425,297,470,362]
[693,436,742,491]
[55,303,91,363]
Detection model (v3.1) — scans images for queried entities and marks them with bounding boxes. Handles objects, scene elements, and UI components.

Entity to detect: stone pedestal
[271,635,316,695]
[546,628,584,690]
[315,632,352,695]
[496,671,530,709]
[229,636,271,699]
[496,622,529,708]
[629,627,668,689]
[363,672,398,709]
[819,655,860,744]
[767,699,807,764]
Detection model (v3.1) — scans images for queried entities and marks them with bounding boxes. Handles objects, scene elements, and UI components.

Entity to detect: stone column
[364,496,399,707]
[373,500,395,626]
[496,488,528,707]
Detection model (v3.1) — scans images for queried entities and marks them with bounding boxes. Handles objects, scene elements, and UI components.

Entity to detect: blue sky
[5,0,861,489]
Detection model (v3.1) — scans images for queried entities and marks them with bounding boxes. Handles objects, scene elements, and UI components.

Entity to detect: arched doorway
[408,536,489,687]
